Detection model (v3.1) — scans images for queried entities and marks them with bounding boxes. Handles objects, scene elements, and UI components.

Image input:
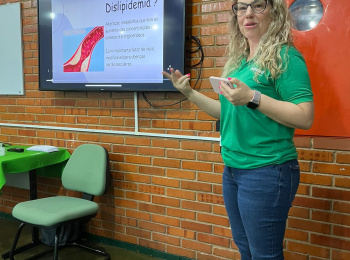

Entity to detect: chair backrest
[62,144,109,196]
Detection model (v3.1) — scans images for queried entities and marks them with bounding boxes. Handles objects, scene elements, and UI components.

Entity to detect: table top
[0,145,71,189]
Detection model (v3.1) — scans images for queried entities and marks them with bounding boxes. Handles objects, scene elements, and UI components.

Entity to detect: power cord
[142,35,204,108]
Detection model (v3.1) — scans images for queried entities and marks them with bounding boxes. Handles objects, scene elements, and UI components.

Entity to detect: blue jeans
[222,159,300,260]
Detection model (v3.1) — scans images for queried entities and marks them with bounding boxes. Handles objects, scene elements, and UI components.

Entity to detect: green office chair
[7,144,111,260]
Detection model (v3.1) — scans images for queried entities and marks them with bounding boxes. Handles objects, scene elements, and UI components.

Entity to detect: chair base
[2,223,110,260]
[23,242,111,260]
[2,223,41,260]
[1,240,41,260]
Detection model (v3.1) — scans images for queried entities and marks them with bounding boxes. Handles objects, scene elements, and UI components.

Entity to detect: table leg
[28,170,40,244]
[29,170,37,200]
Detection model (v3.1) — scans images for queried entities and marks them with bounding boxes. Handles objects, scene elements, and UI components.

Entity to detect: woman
[162,0,314,259]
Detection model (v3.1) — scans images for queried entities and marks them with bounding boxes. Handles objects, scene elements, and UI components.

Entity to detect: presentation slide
[51,0,164,84]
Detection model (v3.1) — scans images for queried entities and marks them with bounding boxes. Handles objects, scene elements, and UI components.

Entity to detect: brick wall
[0,1,350,259]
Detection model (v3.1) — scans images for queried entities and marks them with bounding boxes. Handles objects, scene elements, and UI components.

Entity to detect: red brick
[213,226,232,238]
[297,149,333,162]
[125,191,150,202]
[138,203,165,215]
[198,233,230,247]
[197,151,223,162]
[182,239,212,254]
[213,247,241,260]
[312,187,350,201]
[285,228,309,242]
[167,226,196,239]
[181,140,213,151]
[294,136,312,148]
[166,110,197,120]
[166,149,196,160]
[292,196,331,210]
[152,176,179,188]
[336,152,350,164]
[312,210,350,226]
[126,227,151,239]
[181,220,212,233]
[151,139,180,148]
[167,168,196,180]
[167,208,196,220]
[153,158,180,168]
[126,209,149,221]
[300,172,332,186]
[138,220,165,233]
[182,200,212,213]
[288,218,331,234]
[287,241,330,258]
[284,251,308,260]
[167,188,196,200]
[153,232,180,246]
[124,155,151,165]
[296,184,310,195]
[313,162,350,176]
[198,193,224,205]
[124,136,151,146]
[152,119,180,129]
[198,172,223,184]
[197,213,229,227]
[182,161,213,171]
[333,225,350,238]
[139,166,165,176]
[333,201,350,214]
[332,249,350,260]
[124,173,151,184]
[181,180,212,192]
[313,138,350,151]
[310,234,350,251]
[152,214,180,227]
[288,207,310,218]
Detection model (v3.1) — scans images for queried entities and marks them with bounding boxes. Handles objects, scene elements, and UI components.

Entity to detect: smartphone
[209,76,234,94]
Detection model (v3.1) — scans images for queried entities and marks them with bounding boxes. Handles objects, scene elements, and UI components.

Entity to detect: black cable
[142,35,204,108]
[186,35,204,91]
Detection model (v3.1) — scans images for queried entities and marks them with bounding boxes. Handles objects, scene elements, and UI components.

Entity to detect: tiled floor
[0,217,163,260]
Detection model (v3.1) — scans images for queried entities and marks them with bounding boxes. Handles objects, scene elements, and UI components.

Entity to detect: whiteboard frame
[0,3,25,95]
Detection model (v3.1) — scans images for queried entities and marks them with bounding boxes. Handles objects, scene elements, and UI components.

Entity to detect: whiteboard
[0,3,24,95]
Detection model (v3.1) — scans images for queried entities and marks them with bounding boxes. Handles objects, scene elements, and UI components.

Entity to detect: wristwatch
[247,90,261,110]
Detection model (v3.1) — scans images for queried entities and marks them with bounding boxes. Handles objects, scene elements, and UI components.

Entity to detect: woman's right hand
[161,68,192,96]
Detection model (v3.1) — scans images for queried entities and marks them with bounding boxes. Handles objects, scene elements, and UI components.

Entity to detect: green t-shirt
[219,46,313,169]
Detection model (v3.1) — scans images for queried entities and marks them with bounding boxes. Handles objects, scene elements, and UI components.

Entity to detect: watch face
[247,101,259,109]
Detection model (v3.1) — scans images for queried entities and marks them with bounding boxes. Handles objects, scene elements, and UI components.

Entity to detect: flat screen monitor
[37,0,186,92]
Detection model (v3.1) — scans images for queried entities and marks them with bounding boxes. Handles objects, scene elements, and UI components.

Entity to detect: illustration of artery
[63,26,104,72]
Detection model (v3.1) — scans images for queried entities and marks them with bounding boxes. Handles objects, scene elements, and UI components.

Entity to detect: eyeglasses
[232,0,268,17]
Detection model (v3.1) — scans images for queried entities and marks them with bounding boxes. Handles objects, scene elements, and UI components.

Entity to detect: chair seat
[12,196,99,227]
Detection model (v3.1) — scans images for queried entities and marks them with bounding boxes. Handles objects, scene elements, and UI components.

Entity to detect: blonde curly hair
[222,0,294,80]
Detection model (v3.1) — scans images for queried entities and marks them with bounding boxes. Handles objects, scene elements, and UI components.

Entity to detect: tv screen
[37,0,186,92]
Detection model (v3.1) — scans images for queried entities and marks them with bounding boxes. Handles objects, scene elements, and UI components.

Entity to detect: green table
[0,145,71,259]
[0,145,71,191]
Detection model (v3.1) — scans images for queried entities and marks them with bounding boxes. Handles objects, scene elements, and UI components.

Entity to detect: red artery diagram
[63,26,104,72]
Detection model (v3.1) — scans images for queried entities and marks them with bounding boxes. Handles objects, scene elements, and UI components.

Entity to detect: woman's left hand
[220,78,254,106]
[220,78,314,130]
